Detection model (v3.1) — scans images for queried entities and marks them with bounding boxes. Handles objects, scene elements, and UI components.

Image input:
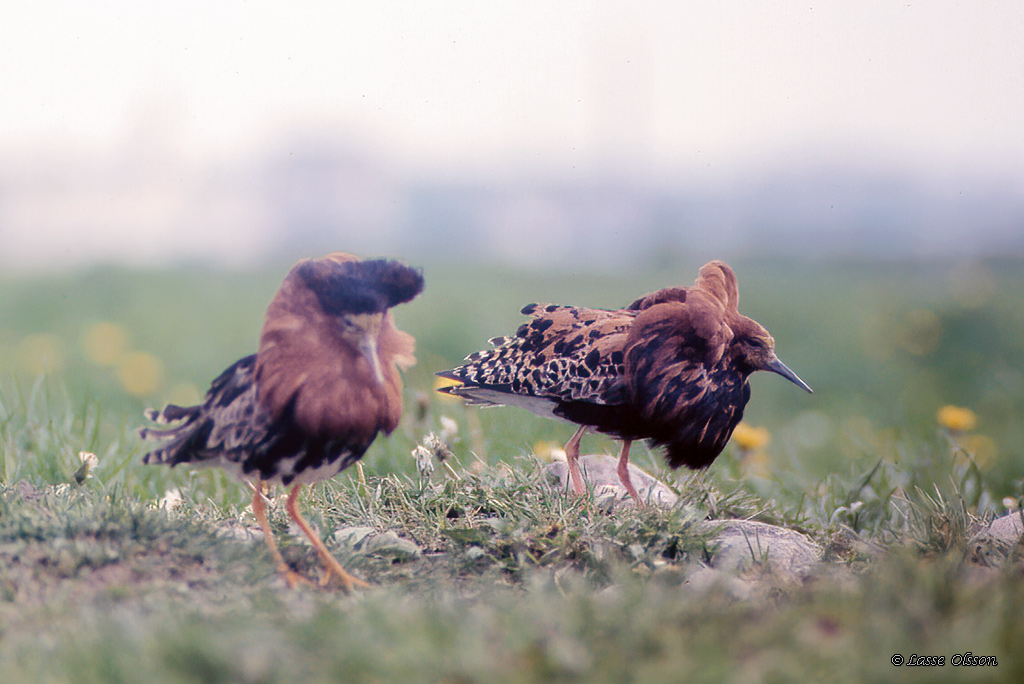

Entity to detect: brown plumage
[141,253,424,589]
[438,260,811,503]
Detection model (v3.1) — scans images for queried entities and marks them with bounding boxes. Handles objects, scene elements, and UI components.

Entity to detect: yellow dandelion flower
[433,375,464,402]
[937,405,977,432]
[117,352,164,397]
[16,334,64,374]
[81,322,130,366]
[732,422,771,452]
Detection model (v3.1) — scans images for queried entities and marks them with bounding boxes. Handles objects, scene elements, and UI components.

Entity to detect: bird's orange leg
[563,425,589,496]
[285,484,370,592]
[615,440,644,507]
[251,482,312,588]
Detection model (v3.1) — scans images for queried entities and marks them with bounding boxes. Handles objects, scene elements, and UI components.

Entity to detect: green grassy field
[2,257,1023,682]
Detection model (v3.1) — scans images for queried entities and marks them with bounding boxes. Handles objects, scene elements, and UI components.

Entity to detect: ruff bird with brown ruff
[438,260,811,503]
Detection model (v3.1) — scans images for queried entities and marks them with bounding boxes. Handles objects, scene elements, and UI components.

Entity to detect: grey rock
[543,456,824,585]
[334,526,422,561]
[974,511,1024,543]
[333,525,377,548]
[362,531,422,561]
[703,519,823,582]
[215,520,264,542]
[967,512,1023,566]
[545,454,679,508]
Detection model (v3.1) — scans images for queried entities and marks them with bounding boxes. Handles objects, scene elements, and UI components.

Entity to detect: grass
[2,383,1022,683]
[2,258,1024,682]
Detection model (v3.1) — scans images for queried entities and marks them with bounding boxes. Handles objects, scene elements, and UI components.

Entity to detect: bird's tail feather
[144,404,201,424]
[139,403,204,465]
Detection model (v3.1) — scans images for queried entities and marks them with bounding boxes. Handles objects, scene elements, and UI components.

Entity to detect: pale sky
[3,1,1022,176]
[1,1,1022,269]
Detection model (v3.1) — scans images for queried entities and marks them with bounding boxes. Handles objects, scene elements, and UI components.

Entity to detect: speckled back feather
[440,303,635,407]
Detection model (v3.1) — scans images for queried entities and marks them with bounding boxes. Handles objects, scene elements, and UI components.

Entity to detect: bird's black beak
[765,354,813,393]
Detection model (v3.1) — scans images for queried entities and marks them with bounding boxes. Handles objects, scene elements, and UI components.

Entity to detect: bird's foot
[315,552,370,592]
[280,568,316,589]
[618,472,646,508]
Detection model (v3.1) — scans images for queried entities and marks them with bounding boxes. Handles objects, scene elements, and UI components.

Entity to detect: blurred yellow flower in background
[937,405,977,432]
[117,352,165,397]
[937,404,995,469]
[532,440,566,462]
[732,422,772,478]
[82,322,130,366]
[16,334,64,374]
[732,422,771,452]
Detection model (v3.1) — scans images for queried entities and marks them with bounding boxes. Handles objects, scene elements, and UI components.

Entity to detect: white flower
[73,451,99,483]
[439,416,459,443]
[159,487,183,511]
[411,445,435,479]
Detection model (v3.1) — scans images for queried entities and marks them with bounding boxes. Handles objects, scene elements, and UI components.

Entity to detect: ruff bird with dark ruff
[142,252,423,589]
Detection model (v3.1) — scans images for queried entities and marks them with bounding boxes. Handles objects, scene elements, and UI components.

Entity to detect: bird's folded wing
[442,305,635,406]
[141,355,270,465]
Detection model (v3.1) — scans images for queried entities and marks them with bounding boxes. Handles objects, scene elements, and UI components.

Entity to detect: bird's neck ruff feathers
[256,260,417,439]
[693,260,740,312]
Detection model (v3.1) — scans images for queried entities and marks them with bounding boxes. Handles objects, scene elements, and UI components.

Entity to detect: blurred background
[1,2,1022,496]
[2,1,1022,270]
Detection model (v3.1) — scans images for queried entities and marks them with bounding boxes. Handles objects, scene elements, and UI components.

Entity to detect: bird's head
[733,322,813,393]
[693,261,811,394]
[292,255,424,385]
[296,254,424,316]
